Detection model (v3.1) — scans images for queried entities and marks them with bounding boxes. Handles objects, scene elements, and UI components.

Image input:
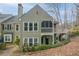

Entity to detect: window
[7,24,9,30]
[23,37,39,46]
[23,38,28,45]
[24,22,38,31]
[24,23,28,31]
[34,23,38,31]
[41,21,52,27]
[7,24,12,30]
[29,23,33,31]
[34,38,38,46]
[4,34,12,42]
[9,24,12,30]
[2,24,4,30]
[16,24,19,31]
[3,24,12,30]
[29,38,33,46]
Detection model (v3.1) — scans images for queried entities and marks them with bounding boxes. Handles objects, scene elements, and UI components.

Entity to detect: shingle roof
[2,16,17,23]
[0,13,12,23]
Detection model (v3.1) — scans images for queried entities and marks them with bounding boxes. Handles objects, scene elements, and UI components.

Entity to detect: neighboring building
[0,4,59,47]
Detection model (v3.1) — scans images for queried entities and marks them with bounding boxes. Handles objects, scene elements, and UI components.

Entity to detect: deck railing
[41,27,53,32]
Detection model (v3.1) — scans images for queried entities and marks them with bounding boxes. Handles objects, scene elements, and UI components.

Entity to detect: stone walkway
[0,36,79,56]
[0,45,16,56]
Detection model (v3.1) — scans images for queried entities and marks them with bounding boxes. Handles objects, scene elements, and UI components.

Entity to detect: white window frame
[23,22,39,32]
[15,24,20,32]
[23,22,29,32]
[4,24,12,31]
[33,37,39,45]
[28,37,33,46]
[4,34,12,42]
[33,22,39,32]
[28,22,33,32]
[23,37,39,46]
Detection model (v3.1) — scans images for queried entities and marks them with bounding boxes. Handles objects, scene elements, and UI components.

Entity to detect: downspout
[52,18,54,44]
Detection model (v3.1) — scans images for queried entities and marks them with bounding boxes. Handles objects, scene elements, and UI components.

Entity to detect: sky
[0,3,76,23]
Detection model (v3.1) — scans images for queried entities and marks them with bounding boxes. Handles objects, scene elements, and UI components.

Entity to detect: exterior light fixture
[19,18,21,21]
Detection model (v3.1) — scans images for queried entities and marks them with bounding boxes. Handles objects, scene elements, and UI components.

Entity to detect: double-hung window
[34,23,38,31]
[34,38,38,46]
[3,24,12,31]
[23,38,28,45]
[16,24,19,31]
[4,34,12,42]
[29,23,33,31]
[29,38,33,46]
[24,22,38,31]
[24,23,28,31]
[24,37,39,46]
[7,24,12,30]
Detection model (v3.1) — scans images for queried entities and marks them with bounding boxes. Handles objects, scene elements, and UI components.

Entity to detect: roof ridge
[19,4,52,18]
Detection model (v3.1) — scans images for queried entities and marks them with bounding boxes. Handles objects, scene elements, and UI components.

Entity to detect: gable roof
[2,16,17,23]
[20,4,58,24]
[0,4,58,24]
[20,4,53,18]
[0,14,12,23]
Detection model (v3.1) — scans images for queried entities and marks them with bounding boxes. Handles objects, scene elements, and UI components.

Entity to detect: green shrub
[36,45,51,50]
[15,38,20,46]
[22,39,70,52]
[70,31,79,37]
[0,43,6,50]
[23,43,29,52]
[62,39,70,45]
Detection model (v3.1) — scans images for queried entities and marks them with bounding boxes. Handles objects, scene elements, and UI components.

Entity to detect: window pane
[7,36,10,41]
[2,24,4,30]
[29,38,32,42]
[34,23,37,31]
[29,23,33,31]
[9,24,12,30]
[16,25,19,31]
[24,23,28,31]
[48,21,52,27]
[24,27,28,31]
[24,38,27,43]
[34,38,38,46]
[41,21,45,27]
[34,38,37,43]
[5,36,7,41]
[41,21,52,27]
[46,21,48,27]
[5,36,10,42]
[34,23,37,26]
[7,24,9,30]
[29,38,33,46]
[4,25,7,30]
